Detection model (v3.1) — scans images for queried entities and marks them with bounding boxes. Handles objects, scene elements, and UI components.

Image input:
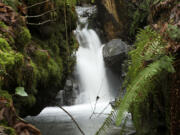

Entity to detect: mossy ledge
[0,0,78,118]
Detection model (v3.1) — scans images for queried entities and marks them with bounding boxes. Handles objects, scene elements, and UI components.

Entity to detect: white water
[74,6,112,104]
[25,6,135,135]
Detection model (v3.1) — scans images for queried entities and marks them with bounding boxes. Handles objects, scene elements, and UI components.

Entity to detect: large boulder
[103,39,129,75]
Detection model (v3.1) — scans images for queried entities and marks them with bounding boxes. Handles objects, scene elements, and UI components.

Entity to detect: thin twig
[24,0,50,9]
[26,9,56,18]
[58,106,85,135]
[89,96,100,119]
[27,20,55,26]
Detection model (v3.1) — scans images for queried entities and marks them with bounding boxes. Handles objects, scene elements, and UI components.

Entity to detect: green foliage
[0,0,77,116]
[116,55,174,125]
[0,38,11,51]
[96,27,175,135]
[0,21,8,30]
[0,38,23,69]
[117,27,175,125]
[15,87,28,97]
[95,103,120,135]
[0,125,17,135]
[167,24,180,41]
[2,0,20,11]
[32,48,63,86]
[17,94,36,107]
[129,0,167,36]
[0,90,12,102]
[16,27,31,48]
[129,0,151,35]
[127,26,166,82]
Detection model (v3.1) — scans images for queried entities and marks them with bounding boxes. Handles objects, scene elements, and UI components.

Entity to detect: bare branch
[89,96,100,119]
[26,9,56,18]
[25,0,50,9]
[27,20,55,26]
[58,106,85,135]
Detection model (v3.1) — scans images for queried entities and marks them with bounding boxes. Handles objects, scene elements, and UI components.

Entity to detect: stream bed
[26,103,135,135]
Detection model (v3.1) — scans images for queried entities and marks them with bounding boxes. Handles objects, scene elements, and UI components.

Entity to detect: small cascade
[74,24,112,104]
[74,6,112,104]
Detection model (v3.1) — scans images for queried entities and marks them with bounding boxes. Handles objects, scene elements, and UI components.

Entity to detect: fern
[95,27,175,135]
[116,55,175,125]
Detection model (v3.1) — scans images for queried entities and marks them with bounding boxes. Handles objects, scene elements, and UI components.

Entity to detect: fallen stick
[58,106,85,135]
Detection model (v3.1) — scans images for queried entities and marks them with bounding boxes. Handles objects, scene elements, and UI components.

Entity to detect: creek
[26,6,135,135]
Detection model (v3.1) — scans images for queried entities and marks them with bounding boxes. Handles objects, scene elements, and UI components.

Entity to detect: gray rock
[103,39,129,75]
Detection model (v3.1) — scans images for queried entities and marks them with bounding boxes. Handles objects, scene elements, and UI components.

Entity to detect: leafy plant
[167,24,180,41]
[95,27,175,135]
[15,87,28,97]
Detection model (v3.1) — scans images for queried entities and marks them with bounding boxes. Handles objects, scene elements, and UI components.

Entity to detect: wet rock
[103,39,129,75]
[54,77,79,106]
[55,90,65,105]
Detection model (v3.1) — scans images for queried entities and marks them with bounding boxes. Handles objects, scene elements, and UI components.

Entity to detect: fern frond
[96,56,174,135]
[95,109,118,135]
[116,55,174,125]
[96,27,175,135]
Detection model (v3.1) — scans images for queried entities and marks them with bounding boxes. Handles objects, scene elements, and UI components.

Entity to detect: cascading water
[74,7,112,104]
[25,6,135,135]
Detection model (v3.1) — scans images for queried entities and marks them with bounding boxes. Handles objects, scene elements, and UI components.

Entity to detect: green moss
[0,21,8,30]
[3,0,78,116]
[129,0,151,36]
[0,90,12,102]
[0,40,23,68]
[16,27,31,48]
[34,49,49,63]
[0,22,15,45]
[0,37,23,90]
[20,94,36,107]
[0,125,17,135]
[0,90,12,107]
[167,25,180,41]
[0,38,11,51]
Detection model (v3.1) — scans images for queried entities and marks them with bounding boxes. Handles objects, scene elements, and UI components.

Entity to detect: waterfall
[25,6,135,135]
[74,6,112,104]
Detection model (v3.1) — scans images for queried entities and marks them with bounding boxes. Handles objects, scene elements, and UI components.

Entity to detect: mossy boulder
[0,0,78,117]
[16,27,31,49]
[0,37,23,70]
